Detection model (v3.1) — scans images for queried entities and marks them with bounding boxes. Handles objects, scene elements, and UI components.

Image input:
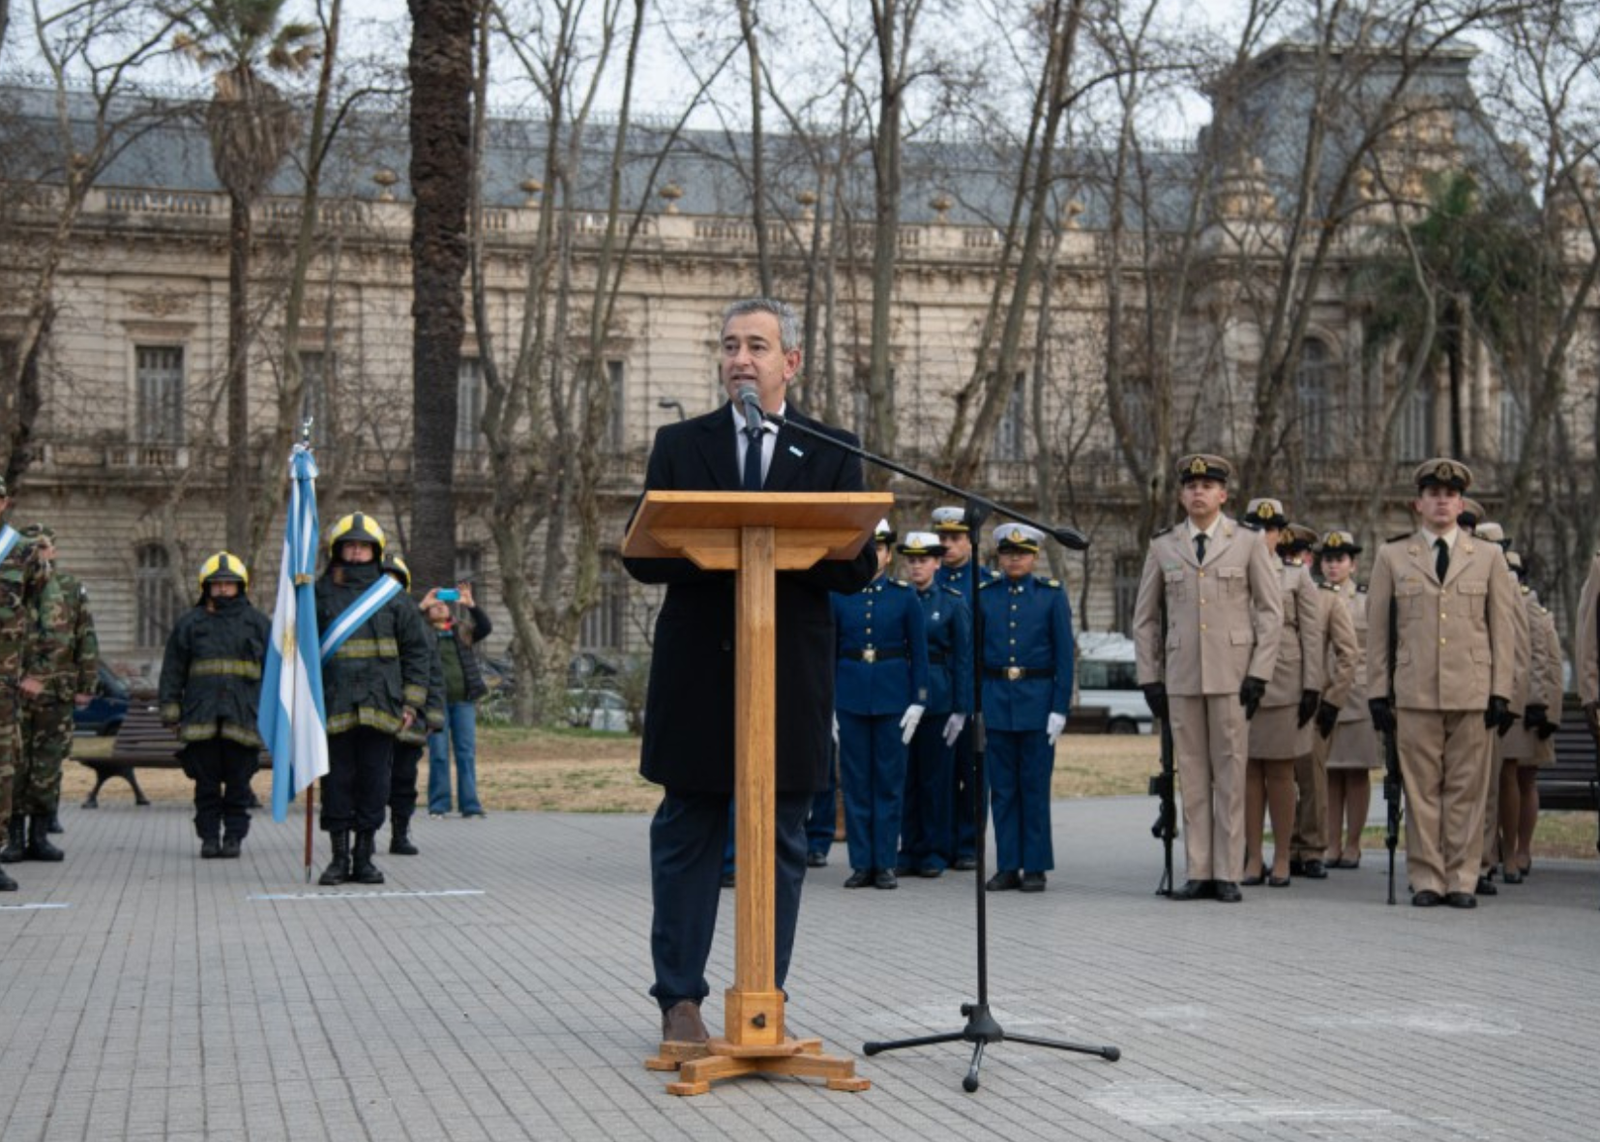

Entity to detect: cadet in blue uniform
[894,531,972,877]
[832,521,930,889]
[980,524,1073,893]
[933,505,1000,870]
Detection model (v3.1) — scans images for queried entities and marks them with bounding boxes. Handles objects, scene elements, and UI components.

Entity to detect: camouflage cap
[1414,457,1472,492]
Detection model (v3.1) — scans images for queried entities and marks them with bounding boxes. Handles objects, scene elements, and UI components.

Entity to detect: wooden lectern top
[622,491,893,572]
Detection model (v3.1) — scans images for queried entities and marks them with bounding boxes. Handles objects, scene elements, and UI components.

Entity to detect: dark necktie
[742,427,764,491]
[1194,533,1207,565]
[1434,538,1449,582]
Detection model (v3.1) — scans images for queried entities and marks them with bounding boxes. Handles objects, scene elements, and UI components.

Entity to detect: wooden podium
[623,490,891,1096]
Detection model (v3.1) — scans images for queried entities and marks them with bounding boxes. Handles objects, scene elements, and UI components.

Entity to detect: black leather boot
[351,831,384,884]
[48,813,63,835]
[389,814,418,856]
[200,837,223,859]
[0,861,16,891]
[0,815,25,863]
[319,831,351,886]
[27,815,64,861]
[220,835,243,859]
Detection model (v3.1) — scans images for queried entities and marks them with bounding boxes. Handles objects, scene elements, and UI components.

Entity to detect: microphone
[735,383,765,435]
[1050,525,1091,551]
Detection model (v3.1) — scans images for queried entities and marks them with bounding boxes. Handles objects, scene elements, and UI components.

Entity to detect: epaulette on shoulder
[1152,524,1175,539]
[1035,575,1061,588]
[1386,533,1410,544]
[890,577,911,588]
[979,577,1002,590]
[941,585,964,598]
[1319,580,1336,590]
[1356,583,1369,594]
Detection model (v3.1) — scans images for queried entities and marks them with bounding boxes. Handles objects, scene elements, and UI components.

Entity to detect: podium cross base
[648,1036,871,1096]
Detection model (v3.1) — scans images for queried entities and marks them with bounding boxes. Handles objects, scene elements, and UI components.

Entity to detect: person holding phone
[424,580,492,818]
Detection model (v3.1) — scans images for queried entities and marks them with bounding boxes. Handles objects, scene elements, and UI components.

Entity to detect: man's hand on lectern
[899,703,925,744]
[942,712,966,747]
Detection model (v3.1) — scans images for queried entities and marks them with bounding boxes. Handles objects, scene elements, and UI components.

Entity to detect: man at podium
[623,298,879,1046]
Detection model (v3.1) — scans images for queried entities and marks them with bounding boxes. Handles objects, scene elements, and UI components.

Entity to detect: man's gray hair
[722,297,800,352]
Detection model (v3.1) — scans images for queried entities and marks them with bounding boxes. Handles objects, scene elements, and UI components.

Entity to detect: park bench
[72,702,267,809]
[1544,696,1600,817]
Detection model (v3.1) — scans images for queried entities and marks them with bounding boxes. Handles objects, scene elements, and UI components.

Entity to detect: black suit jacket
[624,403,878,793]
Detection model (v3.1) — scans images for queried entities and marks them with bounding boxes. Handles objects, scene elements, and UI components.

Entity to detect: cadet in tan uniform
[1286,524,1357,876]
[1503,552,1562,882]
[1468,522,1528,896]
[1318,532,1380,868]
[1240,502,1324,887]
[1366,459,1518,908]
[1576,552,1600,740]
[1134,455,1283,903]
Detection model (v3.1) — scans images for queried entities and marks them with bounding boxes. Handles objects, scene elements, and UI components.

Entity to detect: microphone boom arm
[761,409,1091,551]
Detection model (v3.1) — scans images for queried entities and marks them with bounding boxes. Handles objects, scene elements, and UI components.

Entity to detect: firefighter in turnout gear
[157,552,271,859]
[315,513,431,886]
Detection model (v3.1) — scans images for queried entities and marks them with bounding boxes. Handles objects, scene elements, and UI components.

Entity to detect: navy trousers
[951,723,982,860]
[987,728,1055,872]
[837,712,907,872]
[321,727,393,834]
[899,716,955,871]
[649,788,811,1011]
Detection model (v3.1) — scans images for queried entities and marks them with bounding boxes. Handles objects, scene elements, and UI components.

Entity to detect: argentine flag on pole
[259,443,330,822]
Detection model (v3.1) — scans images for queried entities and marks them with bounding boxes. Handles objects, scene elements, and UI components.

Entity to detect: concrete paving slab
[1,791,1597,1141]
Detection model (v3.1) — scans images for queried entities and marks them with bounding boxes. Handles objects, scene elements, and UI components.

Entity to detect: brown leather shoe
[661,1000,709,1044]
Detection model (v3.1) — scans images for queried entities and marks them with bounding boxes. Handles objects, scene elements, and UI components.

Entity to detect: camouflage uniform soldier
[14,527,97,854]
[0,521,65,880]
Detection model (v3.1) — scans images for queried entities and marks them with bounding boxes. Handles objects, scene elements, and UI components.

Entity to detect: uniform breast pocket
[1218,566,1246,598]
[1164,569,1189,604]
[1454,577,1487,619]
[1395,578,1426,618]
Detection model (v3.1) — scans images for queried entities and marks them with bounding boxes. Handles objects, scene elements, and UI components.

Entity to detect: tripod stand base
[863,1003,1119,1092]
[648,1036,870,1096]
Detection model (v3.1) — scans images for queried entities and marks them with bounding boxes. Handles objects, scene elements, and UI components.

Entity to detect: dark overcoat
[623,403,878,794]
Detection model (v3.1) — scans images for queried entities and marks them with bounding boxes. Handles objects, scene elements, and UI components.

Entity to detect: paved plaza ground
[1,791,1598,1141]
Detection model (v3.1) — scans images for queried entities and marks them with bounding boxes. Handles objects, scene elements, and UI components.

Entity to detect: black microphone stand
[763,411,1120,1092]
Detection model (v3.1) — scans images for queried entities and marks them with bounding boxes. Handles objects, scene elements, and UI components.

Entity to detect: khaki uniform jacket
[1505,564,1532,715]
[1366,530,1517,711]
[1263,562,1324,708]
[1133,515,1283,697]
[1576,554,1600,706]
[1316,582,1359,712]
[1327,584,1371,721]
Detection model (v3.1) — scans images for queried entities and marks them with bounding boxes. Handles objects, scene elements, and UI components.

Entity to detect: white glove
[900,703,926,744]
[942,713,967,747]
[832,713,840,746]
[1046,712,1067,745]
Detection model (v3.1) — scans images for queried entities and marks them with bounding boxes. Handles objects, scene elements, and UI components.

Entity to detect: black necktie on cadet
[1434,537,1449,582]
[743,426,764,491]
[1194,533,1207,564]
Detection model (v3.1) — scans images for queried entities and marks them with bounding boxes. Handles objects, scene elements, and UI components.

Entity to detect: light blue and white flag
[259,444,329,822]
[0,522,19,565]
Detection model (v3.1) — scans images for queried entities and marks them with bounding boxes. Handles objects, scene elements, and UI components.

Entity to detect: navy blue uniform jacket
[623,403,878,794]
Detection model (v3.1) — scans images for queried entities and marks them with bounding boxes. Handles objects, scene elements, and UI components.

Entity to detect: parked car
[1073,633,1153,734]
[565,688,631,732]
[73,662,132,737]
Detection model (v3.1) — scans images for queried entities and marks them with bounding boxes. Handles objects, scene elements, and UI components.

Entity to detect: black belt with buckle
[983,666,1055,681]
[841,647,908,663]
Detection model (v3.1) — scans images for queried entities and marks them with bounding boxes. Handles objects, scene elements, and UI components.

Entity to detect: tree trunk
[226,191,251,552]
[407,0,476,593]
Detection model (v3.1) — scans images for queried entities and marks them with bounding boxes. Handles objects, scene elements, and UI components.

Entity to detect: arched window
[136,544,180,649]
[1295,339,1333,460]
